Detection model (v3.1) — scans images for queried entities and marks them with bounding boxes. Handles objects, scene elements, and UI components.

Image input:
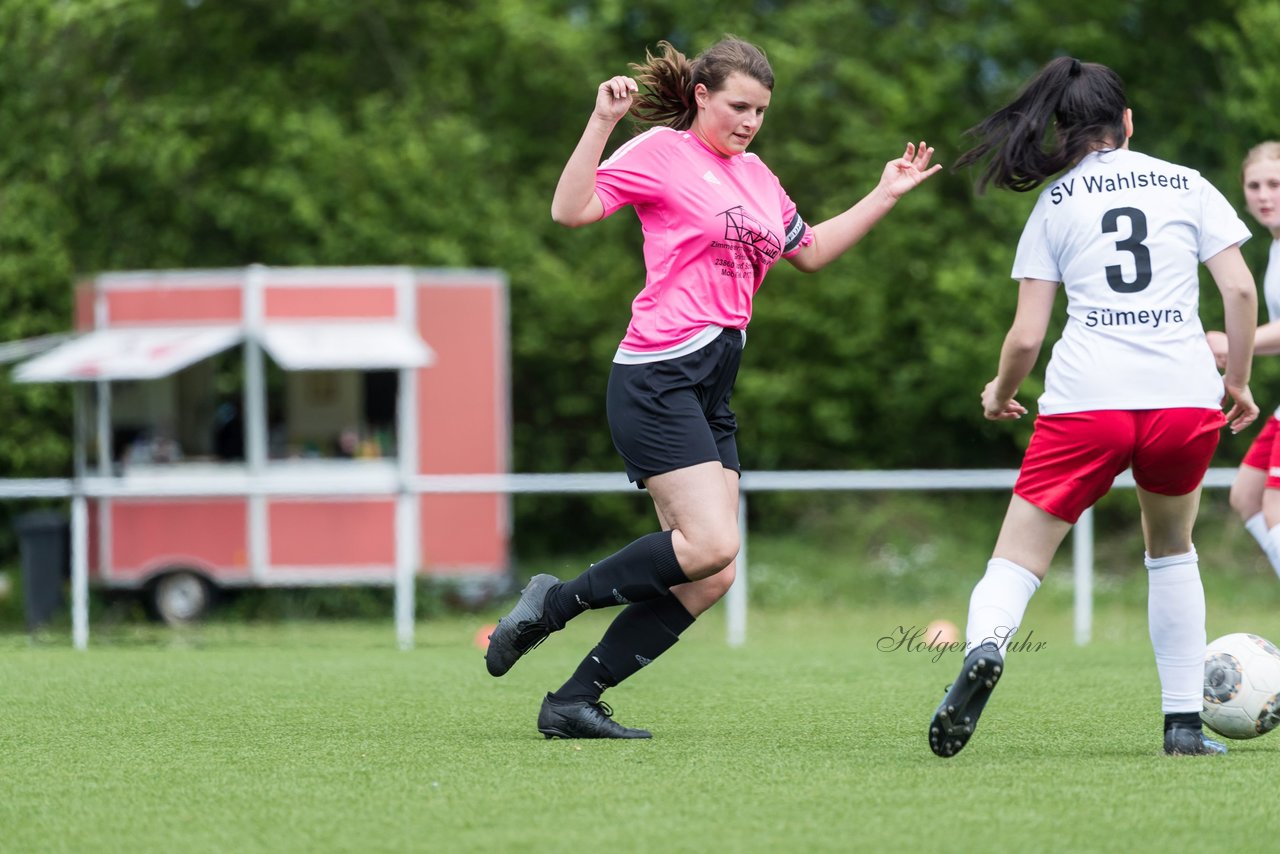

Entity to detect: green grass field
[4,585,1280,853]
[4,491,1280,851]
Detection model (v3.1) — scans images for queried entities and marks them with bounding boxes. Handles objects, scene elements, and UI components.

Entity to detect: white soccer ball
[1201,632,1280,740]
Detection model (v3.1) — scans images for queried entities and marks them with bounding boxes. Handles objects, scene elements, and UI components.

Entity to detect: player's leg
[512,334,746,740]
[541,459,735,621]
[1233,465,1277,566]
[1133,408,1226,756]
[1229,462,1265,521]
[487,338,738,680]
[1137,487,1223,755]
[1254,420,1280,579]
[929,497,1071,757]
[1262,485,1280,579]
[973,411,1127,650]
[486,460,728,680]
[538,336,745,736]
[932,412,1125,758]
[544,332,742,616]
[975,497,1072,643]
[1232,417,1280,574]
[539,468,739,738]
[665,465,741,617]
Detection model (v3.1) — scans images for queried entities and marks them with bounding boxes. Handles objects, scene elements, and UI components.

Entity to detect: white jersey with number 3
[1012,148,1250,415]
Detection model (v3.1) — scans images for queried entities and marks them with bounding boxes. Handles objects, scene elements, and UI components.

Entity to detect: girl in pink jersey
[1208,143,1280,580]
[928,57,1258,759]
[484,36,940,739]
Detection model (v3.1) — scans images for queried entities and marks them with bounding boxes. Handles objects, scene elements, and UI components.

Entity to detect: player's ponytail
[630,41,696,129]
[955,56,1128,193]
[630,37,774,132]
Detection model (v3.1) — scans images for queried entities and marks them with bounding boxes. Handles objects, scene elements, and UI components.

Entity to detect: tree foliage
[0,0,1271,553]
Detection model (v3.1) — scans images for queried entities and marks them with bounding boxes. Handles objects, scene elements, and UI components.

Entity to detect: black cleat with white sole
[538,694,652,739]
[930,641,1003,758]
[485,574,560,677]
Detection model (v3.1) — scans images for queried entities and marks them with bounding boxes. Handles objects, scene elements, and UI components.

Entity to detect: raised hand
[879,141,943,201]
[594,75,638,124]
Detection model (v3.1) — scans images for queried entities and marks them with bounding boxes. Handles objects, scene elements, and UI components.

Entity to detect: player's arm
[551,76,636,228]
[1252,322,1280,356]
[1205,245,1259,433]
[1209,320,1280,361]
[981,278,1057,421]
[786,141,941,273]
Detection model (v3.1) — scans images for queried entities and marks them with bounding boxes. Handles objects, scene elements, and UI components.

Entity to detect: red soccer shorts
[1015,408,1225,524]
[1241,416,1280,488]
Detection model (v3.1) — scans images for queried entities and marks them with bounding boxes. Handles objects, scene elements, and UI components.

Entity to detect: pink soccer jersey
[593,127,812,361]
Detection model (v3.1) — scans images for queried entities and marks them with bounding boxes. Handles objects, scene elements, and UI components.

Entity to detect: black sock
[1164,711,1201,732]
[544,531,687,628]
[552,594,696,703]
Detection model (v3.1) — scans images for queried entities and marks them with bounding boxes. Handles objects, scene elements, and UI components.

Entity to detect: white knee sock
[966,558,1041,658]
[1244,512,1270,557]
[1146,549,1205,714]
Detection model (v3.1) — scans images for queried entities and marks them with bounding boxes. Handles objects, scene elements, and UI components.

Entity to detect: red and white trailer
[6,266,510,632]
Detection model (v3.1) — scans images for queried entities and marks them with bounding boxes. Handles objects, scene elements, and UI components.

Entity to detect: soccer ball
[1201,632,1280,739]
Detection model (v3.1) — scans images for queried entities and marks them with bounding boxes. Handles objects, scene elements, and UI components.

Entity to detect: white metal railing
[0,467,1242,649]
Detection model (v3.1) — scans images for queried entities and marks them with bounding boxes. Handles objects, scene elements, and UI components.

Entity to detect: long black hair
[955,56,1128,193]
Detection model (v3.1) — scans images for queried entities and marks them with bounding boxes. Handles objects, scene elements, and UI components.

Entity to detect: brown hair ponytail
[629,37,774,131]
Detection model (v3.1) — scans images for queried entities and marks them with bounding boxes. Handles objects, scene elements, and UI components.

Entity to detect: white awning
[14,326,242,383]
[259,323,434,371]
[0,333,76,366]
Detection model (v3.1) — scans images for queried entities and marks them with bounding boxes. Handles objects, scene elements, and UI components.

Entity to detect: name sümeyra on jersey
[1050,170,1191,205]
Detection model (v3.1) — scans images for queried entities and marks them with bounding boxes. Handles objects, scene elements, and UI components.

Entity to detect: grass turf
[4,594,1280,853]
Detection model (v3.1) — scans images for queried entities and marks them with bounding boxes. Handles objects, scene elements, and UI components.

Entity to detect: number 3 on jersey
[1101,207,1152,293]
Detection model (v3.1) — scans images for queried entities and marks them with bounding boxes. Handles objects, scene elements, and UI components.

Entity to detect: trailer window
[99,347,401,469]
[273,364,399,459]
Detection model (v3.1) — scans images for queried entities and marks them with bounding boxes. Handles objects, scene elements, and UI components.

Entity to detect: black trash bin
[14,510,69,631]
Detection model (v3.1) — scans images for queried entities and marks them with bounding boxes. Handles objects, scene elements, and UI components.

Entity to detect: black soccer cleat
[929,641,1003,758]
[1164,723,1227,756]
[485,574,560,677]
[537,694,652,739]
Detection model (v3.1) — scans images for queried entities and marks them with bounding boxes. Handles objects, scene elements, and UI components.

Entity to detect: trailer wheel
[148,571,215,626]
